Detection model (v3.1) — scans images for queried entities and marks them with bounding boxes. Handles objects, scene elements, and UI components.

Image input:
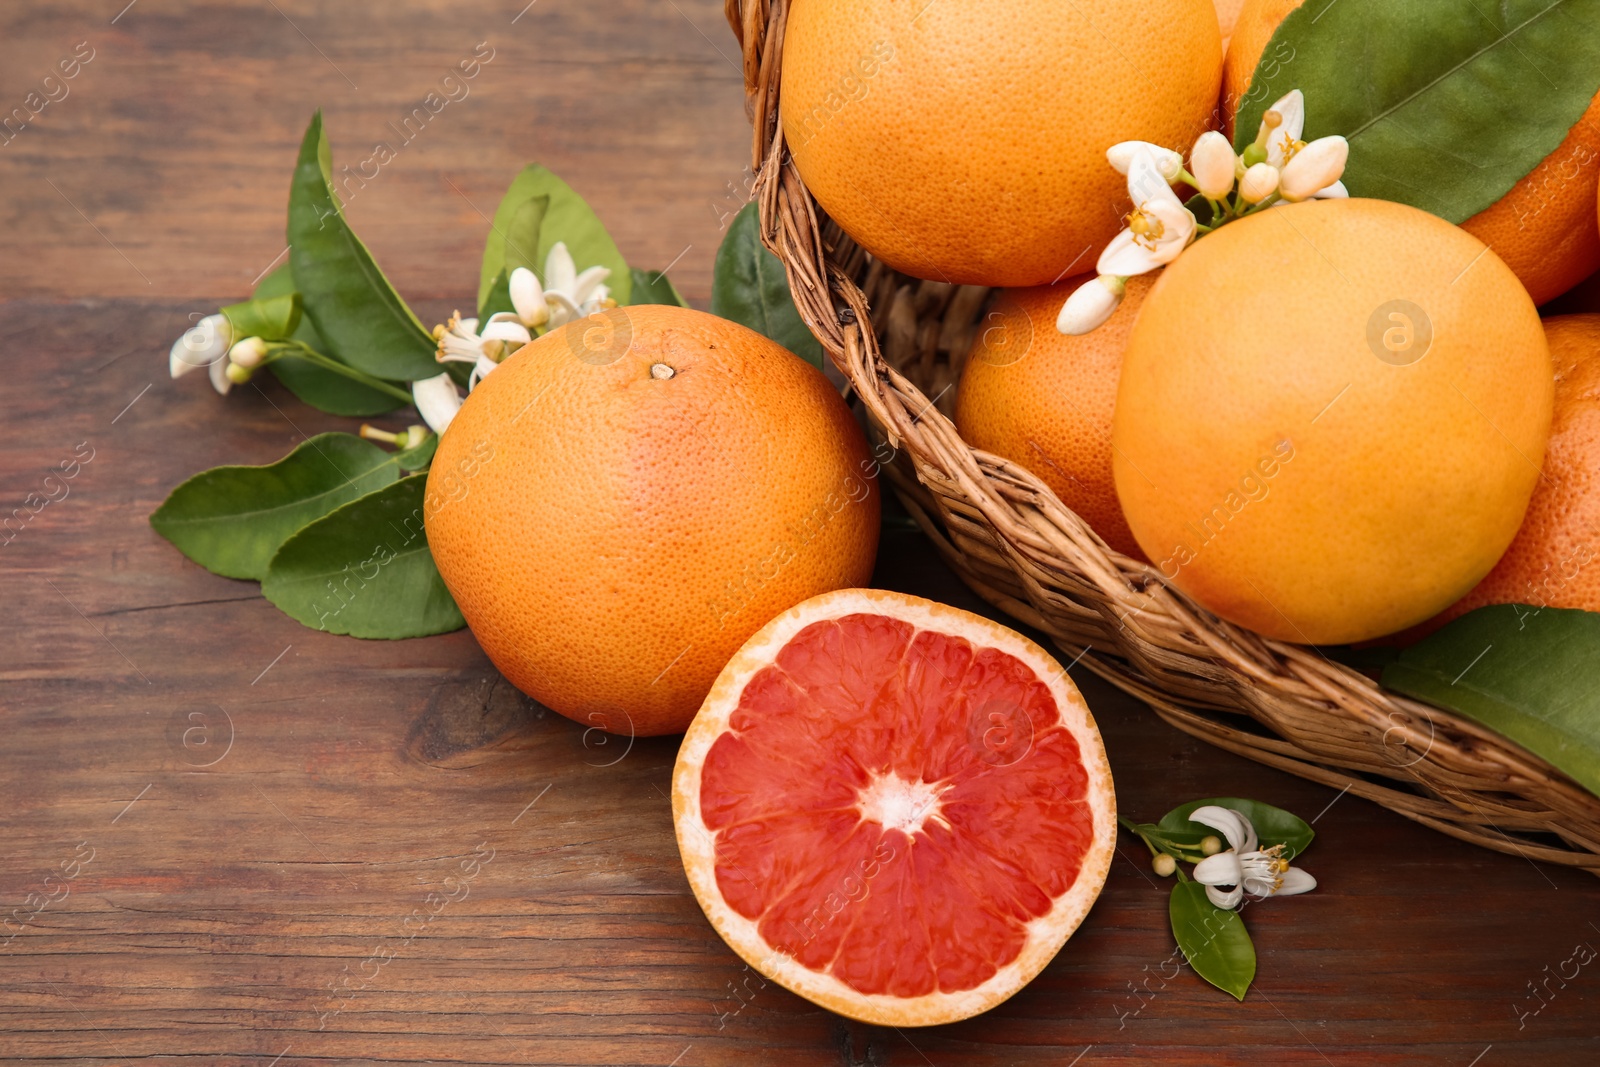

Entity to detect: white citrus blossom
[1189,131,1237,201]
[1280,136,1350,202]
[1057,274,1126,336]
[433,311,530,389]
[1097,147,1197,277]
[1253,89,1347,200]
[534,242,613,329]
[1188,804,1316,910]
[169,313,232,379]
[1106,140,1184,183]
[412,372,463,434]
[1238,162,1281,204]
[1258,89,1307,169]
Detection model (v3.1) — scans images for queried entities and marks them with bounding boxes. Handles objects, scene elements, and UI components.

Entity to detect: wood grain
[1,1,1598,1062]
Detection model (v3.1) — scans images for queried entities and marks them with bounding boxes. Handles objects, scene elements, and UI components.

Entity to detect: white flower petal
[1192,851,1244,888]
[1188,806,1257,854]
[544,241,577,295]
[1056,274,1125,335]
[1205,883,1244,910]
[468,353,499,390]
[1144,198,1197,263]
[1313,179,1349,199]
[1263,89,1306,167]
[1190,131,1237,200]
[1280,136,1349,202]
[412,372,462,434]
[1275,866,1318,896]
[544,290,583,328]
[1108,140,1184,182]
[1096,229,1165,277]
[170,313,231,377]
[1126,147,1183,211]
[571,265,613,305]
[480,316,532,345]
[509,266,548,328]
[208,350,233,395]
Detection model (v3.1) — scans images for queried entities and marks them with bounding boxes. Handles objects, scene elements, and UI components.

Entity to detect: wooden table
[3,3,1597,1064]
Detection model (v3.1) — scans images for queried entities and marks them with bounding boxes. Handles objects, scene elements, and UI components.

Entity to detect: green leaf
[1159,798,1314,860]
[394,434,438,472]
[628,267,690,307]
[476,166,629,310]
[255,263,406,417]
[150,433,400,580]
[1170,881,1256,1001]
[711,202,824,368]
[1235,0,1600,223]
[262,475,465,639]
[220,292,301,341]
[478,266,514,322]
[287,111,439,380]
[1382,605,1600,798]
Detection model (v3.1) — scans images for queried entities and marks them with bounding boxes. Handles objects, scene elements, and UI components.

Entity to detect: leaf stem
[270,341,415,403]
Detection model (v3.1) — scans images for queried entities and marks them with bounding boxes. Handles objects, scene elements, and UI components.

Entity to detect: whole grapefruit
[1422,315,1600,630]
[781,0,1223,287]
[955,274,1156,558]
[1113,198,1553,644]
[425,305,880,737]
[1222,0,1600,305]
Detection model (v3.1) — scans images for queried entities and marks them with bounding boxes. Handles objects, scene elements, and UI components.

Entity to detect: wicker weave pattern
[727,0,1600,871]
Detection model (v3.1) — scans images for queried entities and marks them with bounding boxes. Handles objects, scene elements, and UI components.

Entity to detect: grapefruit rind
[672,589,1116,1027]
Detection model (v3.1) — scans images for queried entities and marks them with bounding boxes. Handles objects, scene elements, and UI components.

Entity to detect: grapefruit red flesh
[673,589,1115,1026]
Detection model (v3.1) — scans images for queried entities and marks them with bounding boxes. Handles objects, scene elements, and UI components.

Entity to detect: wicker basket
[725,0,1600,872]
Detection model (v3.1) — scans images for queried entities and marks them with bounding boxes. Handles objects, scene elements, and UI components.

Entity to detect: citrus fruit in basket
[1222,0,1600,306]
[1113,198,1553,645]
[673,588,1115,1026]
[955,274,1156,559]
[1419,314,1600,632]
[780,0,1223,287]
[424,305,880,737]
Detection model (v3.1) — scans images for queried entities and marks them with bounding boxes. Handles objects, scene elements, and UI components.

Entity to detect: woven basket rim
[726,0,1600,873]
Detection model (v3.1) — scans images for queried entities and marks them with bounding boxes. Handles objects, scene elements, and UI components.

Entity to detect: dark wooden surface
[2,4,1598,1065]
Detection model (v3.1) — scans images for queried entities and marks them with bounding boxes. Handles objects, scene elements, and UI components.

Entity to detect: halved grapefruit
[672,589,1116,1026]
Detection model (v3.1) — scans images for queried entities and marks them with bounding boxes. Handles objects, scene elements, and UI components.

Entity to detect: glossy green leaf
[394,433,438,472]
[1159,798,1314,860]
[150,433,400,580]
[1235,0,1600,223]
[476,166,629,310]
[220,292,301,342]
[262,475,465,639]
[1170,881,1256,1001]
[1382,605,1600,797]
[478,266,513,322]
[628,267,690,307]
[287,111,438,380]
[255,263,406,417]
[711,202,824,368]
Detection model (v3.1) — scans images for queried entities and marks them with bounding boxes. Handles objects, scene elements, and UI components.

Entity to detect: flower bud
[1152,853,1177,877]
[1106,140,1184,183]
[170,313,232,378]
[224,361,253,385]
[228,336,269,368]
[1200,835,1223,857]
[1056,274,1125,336]
[1189,131,1237,200]
[1280,135,1350,202]
[1238,162,1280,204]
